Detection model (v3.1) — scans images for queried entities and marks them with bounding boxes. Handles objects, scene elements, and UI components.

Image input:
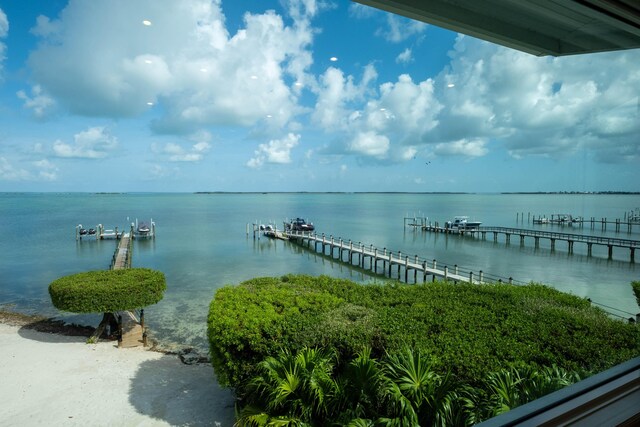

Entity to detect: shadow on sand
[16,320,96,344]
[129,356,236,426]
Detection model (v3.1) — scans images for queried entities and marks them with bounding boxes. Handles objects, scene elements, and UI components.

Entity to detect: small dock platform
[76,220,156,241]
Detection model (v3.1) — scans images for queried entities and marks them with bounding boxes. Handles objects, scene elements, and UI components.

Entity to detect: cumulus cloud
[396,48,413,64]
[432,36,640,162]
[247,133,300,168]
[434,138,489,157]
[317,34,638,165]
[152,139,211,162]
[314,71,442,161]
[27,0,316,134]
[53,127,118,159]
[0,8,8,76]
[17,85,56,118]
[312,65,377,130]
[376,14,427,43]
[349,131,389,158]
[0,157,58,181]
[0,157,30,181]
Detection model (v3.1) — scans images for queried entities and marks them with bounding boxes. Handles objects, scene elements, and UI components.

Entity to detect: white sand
[0,323,235,426]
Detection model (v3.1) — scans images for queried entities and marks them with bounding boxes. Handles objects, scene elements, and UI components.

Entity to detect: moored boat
[445,216,482,230]
[285,217,315,232]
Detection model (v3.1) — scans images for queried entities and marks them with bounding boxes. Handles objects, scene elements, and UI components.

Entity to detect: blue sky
[0,0,638,192]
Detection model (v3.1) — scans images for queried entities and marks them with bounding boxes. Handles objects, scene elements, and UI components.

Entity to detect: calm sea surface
[1,192,638,351]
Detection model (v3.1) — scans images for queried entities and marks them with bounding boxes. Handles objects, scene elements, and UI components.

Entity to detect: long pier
[420,224,639,262]
[283,230,519,285]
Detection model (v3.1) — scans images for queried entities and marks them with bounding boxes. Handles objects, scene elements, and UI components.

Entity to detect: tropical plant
[460,364,583,422]
[237,347,337,426]
[380,347,458,427]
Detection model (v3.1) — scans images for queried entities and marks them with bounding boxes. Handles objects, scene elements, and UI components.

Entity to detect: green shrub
[49,268,166,313]
[632,281,640,309]
[207,275,640,391]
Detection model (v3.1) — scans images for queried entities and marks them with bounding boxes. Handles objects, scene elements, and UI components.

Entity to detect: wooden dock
[283,230,517,285]
[420,225,639,262]
[109,232,145,348]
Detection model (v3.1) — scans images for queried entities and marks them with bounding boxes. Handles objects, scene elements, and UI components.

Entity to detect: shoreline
[0,310,236,426]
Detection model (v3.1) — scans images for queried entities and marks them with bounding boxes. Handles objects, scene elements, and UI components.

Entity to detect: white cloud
[349,131,389,158]
[17,85,56,118]
[312,65,377,130]
[434,138,489,157]
[53,127,118,159]
[0,157,57,181]
[247,133,300,168]
[32,159,58,181]
[152,140,211,162]
[433,36,640,163]
[376,14,427,43]
[0,8,8,76]
[27,0,316,135]
[396,48,413,64]
[0,157,30,181]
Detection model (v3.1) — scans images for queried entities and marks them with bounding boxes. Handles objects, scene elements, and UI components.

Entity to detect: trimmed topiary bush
[49,268,166,313]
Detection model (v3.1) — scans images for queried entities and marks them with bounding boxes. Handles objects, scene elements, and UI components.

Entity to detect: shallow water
[1,192,638,351]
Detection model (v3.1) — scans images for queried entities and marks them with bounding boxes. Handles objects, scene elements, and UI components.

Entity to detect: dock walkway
[284,230,511,284]
[110,232,144,348]
[420,224,639,261]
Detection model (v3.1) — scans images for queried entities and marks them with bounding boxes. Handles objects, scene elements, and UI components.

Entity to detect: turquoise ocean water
[1,192,638,351]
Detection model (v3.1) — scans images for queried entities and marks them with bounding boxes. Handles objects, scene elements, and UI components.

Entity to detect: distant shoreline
[1,191,638,195]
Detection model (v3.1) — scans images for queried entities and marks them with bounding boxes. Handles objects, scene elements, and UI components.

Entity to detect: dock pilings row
[404,217,639,262]
[283,230,518,285]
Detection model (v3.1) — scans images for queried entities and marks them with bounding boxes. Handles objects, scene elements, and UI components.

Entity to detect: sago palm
[237,347,337,426]
[380,347,458,427]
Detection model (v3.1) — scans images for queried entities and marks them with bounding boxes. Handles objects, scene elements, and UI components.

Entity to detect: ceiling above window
[353,0,640,56]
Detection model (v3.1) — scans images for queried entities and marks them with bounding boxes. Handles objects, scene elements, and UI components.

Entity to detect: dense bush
[49,268,166,313]
[207,275,640,391]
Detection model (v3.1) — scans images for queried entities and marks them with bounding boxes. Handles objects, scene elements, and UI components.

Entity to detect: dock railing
[284,230,525,286]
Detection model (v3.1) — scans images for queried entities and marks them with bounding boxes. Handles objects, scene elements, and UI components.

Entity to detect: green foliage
[49,268,166,313]
[632,281,640,309]
[208,275,639,392]
[237,346,585,426]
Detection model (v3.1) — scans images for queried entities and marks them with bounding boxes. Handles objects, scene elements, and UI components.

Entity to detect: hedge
[207,275,640,390]
[633,281,640,309]
[49,268,166,313]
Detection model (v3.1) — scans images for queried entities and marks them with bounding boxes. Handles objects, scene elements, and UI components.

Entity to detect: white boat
[137,222,151,235]
[446,216,482,230]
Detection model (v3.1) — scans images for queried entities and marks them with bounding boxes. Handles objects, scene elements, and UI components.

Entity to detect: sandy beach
[0,321,235,426]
